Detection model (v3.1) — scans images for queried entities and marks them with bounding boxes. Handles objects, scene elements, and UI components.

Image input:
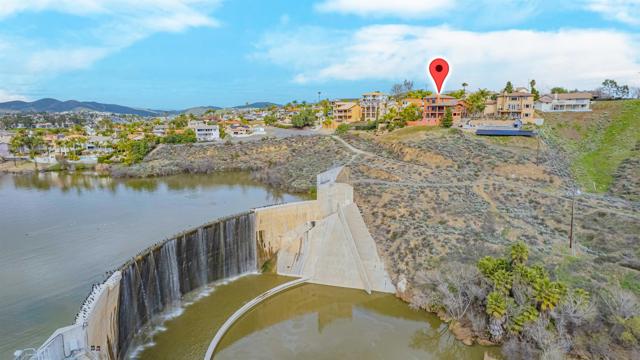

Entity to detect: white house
[188,121,220,142]
[535,92,592,112]
[152,124,169,137]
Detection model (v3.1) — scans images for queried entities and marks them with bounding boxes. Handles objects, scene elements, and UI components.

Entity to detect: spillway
[116,212,256,358]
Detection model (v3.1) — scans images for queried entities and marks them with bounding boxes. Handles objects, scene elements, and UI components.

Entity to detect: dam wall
[25,167,395,360]
[27,212,257,360]
[256,166,395,294]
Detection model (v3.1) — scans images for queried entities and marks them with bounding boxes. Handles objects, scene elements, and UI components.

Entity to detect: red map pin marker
[429,58,450,94]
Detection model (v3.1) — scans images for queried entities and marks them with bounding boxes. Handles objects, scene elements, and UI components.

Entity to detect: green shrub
[510,305,539,333]
[335,124,350,135]
[487,291,507,318]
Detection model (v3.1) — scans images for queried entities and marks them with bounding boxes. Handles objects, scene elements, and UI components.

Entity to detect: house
[0,131,12,158]
[229,124,251,136]
[410,95,467,126]
[535,92,592,112]
[330,101,362,128]
[152,124,169,137]
[495,89,534,120]
[402,98,424,108]
[484,99,497,117]
[360,92,388,121]
[188,121,220,141]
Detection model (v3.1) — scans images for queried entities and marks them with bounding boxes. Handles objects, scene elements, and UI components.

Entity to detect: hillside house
[188,121,220,141]
[409,95,467,126]
[495,89,534,120]
[535,92,592,112]
[360,92,388,121]
[330,101,362,129]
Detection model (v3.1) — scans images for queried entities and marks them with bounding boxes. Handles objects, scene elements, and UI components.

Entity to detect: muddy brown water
[138,274,500,360]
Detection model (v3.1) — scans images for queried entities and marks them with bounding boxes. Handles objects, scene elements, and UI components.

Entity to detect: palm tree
[462,82,469,94]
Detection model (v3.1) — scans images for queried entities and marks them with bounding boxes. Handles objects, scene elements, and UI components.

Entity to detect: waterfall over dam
[22,167,395,360]
[117,212,256,358]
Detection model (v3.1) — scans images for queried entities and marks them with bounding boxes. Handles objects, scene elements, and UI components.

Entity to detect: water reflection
[2,171,290,203]
[0,172,303,359]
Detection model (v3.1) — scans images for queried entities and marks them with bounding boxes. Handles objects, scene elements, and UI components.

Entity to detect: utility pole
[569,189,581,256]
[536,134,540,165]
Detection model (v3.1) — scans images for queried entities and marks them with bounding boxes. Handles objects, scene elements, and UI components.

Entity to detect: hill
[180,106,222,116]
[0,98,170,117]
[233,102,280,109]
[540,100,640,201]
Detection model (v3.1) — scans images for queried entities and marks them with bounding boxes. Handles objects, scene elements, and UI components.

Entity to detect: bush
[335,124,350,135]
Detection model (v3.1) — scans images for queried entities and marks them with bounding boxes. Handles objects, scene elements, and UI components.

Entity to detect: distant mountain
[233,102,280,109]
[181,106,222,116]
[0,98,171,117]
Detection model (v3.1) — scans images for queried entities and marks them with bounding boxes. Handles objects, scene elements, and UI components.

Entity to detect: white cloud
[585,0,640,26]
[315,0,454,18]
[0,89,29,102]
[256,25,640,91]
[315,0,542,23]
[0,0,221,98]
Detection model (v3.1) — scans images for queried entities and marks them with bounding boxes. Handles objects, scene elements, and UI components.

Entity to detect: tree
[487,291,508,341]
[10,130,44,169]
[170,114,189,129]
[551,87,568,94]
[448,89,466,99]
[291,107,317,128]
[441,108,453,128]
[462,82,469,94]
[391,80,415,99]
[399,104,421,123]
[602,79,619,99]
[617,84,630,99]
[406,89,433,99]
[391,83,404,99]
[263,113,277,126]
[162,129,196,144]
[510,241,529,265]
[504,81,514,93]
[529,80,540,101]
[466,90,489,118]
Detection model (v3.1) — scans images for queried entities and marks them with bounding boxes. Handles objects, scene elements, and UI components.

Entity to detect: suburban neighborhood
[0,77,634,170]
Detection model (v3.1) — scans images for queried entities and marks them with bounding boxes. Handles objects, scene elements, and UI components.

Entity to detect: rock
[449,320,474,346]
[477,337,497,346]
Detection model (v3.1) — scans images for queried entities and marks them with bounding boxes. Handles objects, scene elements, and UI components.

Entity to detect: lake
[0,172,303,359]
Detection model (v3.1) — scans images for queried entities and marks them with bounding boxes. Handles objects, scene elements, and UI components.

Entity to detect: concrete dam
[21,167,395,360]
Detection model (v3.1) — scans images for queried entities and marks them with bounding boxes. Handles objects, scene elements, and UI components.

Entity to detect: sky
[0,0,639,109]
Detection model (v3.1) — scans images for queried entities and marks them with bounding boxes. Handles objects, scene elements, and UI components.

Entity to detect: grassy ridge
[577,100,640,192]
[542,100,640,194]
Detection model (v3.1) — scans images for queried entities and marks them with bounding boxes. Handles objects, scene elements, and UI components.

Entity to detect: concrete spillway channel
[204,277,310,359]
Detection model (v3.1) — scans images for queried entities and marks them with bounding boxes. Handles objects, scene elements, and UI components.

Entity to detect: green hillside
[541,100,640,199]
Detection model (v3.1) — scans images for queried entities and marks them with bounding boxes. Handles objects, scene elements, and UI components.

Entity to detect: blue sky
[0,0,639,109]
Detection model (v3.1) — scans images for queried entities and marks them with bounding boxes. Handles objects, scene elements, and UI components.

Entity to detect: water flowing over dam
[117,213,256,358]
[20,167,396,360]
